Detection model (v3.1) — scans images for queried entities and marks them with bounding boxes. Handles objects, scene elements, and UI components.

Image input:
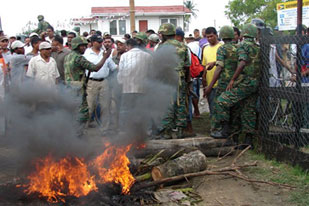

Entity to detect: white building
[73,5,191,37]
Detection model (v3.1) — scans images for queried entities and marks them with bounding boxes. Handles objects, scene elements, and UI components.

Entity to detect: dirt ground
[192,153,292,206]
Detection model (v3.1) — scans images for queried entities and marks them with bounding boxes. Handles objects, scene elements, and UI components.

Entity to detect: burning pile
[23,142,135,203]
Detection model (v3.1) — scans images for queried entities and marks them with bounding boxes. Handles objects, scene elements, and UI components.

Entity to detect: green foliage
[225,0,294,28]
[184,0,199,18]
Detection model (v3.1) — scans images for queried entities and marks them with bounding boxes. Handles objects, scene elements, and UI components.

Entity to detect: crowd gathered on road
[1,15,307,148]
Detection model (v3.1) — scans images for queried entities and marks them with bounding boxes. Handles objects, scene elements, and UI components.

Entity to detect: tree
[184,0,199,18]
[183,0,198,31]
[225,0,293,28]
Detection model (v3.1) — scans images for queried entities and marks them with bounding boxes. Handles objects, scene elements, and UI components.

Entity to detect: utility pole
[129,0,136,33]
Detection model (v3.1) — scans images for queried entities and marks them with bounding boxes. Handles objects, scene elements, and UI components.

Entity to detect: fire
[92,143,135,194]
[24,142,136,202]
[25,155,97,203]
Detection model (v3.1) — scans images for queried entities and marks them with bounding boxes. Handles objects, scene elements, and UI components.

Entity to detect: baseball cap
[148,34,160,43]
[39,41,52,50]
[116,38,126,44]
[29,32,39,38]
[11,40,24,50]
[0,36,9,42]
[175,28,184,37]
[90,34,103,43]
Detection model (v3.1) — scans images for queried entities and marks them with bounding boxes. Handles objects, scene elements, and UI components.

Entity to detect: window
[161,19,168,24]
[110,20,117,35]
[119,20,126,35]
[170,19,177,27]
[160,18,177,27]
[110,20,126,35]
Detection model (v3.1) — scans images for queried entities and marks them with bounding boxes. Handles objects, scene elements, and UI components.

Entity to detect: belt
[89,78,104,82]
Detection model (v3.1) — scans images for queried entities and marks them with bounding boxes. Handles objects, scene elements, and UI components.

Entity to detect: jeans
[207,88,217,117]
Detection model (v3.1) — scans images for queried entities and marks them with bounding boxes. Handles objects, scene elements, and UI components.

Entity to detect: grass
[244,151,309,206]
[193,112,309,206]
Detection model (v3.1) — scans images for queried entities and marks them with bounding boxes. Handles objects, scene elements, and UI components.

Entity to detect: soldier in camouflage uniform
[157,23,191,138]
[211,24,260,147]
[204,26,239,139]
[64,36,111,124]
[33,15,51,34]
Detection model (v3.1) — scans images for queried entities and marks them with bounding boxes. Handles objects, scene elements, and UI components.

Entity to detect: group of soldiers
[207,24,260,147]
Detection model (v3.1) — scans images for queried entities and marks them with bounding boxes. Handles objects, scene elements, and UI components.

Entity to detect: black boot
[243,133,254,150]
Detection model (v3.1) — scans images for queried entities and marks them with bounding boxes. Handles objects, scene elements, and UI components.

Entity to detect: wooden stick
[231,145,251,166]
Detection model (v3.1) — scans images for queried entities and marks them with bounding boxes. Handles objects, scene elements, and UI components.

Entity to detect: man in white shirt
[9,40,32,86]
[117,38,152,131]
[26,41,60,86]
[84,35,117,130]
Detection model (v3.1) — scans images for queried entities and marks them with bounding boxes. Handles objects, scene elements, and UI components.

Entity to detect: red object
[139,20,148,32]
[190,51,204,78]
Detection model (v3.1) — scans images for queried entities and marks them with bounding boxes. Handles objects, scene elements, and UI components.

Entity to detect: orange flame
[92,143,135,194]
[25,155,97,203]
[24,142,136,202]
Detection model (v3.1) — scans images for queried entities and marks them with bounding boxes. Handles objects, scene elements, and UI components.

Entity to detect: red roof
[91,5,191,15]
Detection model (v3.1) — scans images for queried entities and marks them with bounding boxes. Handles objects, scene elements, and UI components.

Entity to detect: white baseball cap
[39,41,52,50]
[11,40,25,50]
[29,32,39,38]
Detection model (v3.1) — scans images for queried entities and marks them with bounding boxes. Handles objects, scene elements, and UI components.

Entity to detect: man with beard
[64,36,111,125]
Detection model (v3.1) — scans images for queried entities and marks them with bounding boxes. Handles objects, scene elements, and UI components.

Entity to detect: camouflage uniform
[64,37,97,122]
[214,24,260,135]
[158,23,191,137]
[33,15,51,34]
[211,41,239,133]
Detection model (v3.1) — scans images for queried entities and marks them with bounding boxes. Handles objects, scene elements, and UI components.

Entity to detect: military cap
[158,23,176,35]
[135,32,148,42]
[250,18,265,29]
[37,15,44,21]
[71,36,88,50]
[219,25,235,40]
[241,24,257,38]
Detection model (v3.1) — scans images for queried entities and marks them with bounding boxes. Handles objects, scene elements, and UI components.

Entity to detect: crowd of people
[1,14,302,148]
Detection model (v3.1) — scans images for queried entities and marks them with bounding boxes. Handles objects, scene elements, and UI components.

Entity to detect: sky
[1,0,231,36]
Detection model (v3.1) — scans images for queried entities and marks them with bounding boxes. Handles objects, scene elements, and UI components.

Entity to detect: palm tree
[183,0,198,31]
[184,0,199,18]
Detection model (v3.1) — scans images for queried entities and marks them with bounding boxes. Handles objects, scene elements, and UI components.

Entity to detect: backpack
[189,48,204,78]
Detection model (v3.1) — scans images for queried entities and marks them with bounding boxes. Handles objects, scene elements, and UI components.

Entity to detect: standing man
[157,23,191,138]
[23,37,32,55]
[26,42,59,86]
[202,27,223,117]
[26,37,41,57]
[64,36,111,125]
[0,36,12,66]
[117,38,152,132]
[33,15,51,34]
[66,32,76,49]
[83,35,117,131]
[203,26,238,139]
[51,35,70,83]
[9,40,32,86]
[45,26,55,43]
[213,24,260,147]
[193,29,201,41]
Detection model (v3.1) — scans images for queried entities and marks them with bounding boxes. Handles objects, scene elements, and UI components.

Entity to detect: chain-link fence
[259,30,309,170]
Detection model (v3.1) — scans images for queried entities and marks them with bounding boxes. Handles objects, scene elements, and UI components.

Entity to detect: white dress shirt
[84,48,117,79]
[117,48,152,93]
[26,55,60,86]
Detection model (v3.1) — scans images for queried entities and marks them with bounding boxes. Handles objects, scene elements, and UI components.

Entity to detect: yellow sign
[277,0,309,11]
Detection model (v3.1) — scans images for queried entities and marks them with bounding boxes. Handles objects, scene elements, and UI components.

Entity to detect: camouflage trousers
[211,86,258,135]
[69,83,89,123]
[160,82,188,133]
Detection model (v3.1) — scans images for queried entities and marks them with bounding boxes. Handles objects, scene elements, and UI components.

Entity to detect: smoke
[109,45,179,145]
[0,81,97,176]
[0,45,180,178]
